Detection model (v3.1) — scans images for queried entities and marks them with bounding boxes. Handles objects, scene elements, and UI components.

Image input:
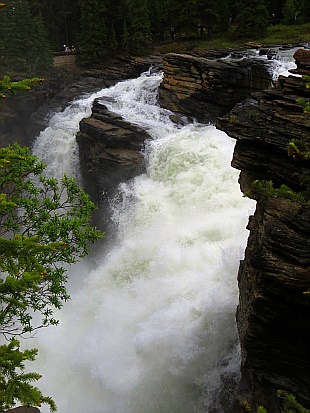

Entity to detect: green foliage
[296,98,310,114]
[283,0,303,25]
[277,390,310,413]
[0,75,44,99]
[288,139,310,160]
[242,390,309,413]
[196,0,229,38]
[229,110,238,125]
[0,0,52,74]
[78,0,109,67]
[125,0,152,54]
[0,338,56,411]
[247,180,310,204]
[257,407,267,413]
[235,0,270,38]
[0,143,104,410]
[0,144,104,337]
[246,138,310,204]
[302,75,310,89]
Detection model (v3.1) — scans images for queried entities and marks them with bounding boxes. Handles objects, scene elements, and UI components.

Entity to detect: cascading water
[29,51,297,413]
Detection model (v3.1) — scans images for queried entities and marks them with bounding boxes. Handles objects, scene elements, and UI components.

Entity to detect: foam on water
[29,72,255,413]
[26,48,299,412]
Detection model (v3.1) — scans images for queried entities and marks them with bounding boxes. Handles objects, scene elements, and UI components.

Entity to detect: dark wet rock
[0,55,163,148]
[158,52,272,122]
[76,99,150,205]
[217,49,310,413]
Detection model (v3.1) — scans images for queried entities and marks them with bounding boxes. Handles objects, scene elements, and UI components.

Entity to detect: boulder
[291,48,310,74]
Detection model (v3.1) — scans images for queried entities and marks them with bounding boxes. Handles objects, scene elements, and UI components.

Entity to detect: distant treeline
[0,0,309,72]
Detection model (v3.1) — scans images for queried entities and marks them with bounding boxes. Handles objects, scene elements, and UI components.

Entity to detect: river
[30,48,299,413]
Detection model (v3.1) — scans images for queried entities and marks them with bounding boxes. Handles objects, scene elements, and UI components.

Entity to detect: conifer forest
[0,0,310,73]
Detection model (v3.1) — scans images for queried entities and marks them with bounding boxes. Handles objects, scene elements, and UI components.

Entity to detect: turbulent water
[29,51,298,413]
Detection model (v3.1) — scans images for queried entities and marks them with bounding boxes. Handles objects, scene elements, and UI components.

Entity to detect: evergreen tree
[283,0,303,24]
[105,0,126,50]
[147,0,170,41]
[166,0,198,38]
[0,0,52,74]
[125,0,152,54]
[30,0,80,52]
[0,143,104,409]
[0,144,103,336]
[301,0,310,23]
[265,0,284,23]
[29,12,53,72]
[196,0,229,37]
[78,0,108,67]
[0,339,56,411]
[235,0,269,38]
[0,75,44,99]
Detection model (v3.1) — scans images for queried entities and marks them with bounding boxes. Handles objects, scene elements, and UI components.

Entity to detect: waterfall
[31,71,255,413]
[29,48,297,412]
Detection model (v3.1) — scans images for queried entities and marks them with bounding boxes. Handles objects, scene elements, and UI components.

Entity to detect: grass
[156,23,310,54]
[263,23,310,44]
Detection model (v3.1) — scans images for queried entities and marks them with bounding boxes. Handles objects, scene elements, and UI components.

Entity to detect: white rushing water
[30,49,299,412]
[31,72,255,413]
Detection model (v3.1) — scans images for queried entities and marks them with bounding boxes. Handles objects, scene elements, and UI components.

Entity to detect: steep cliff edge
[158,51,272,122]
[217,49,310,412]
[76,99,150,205]
[0,55,162,148]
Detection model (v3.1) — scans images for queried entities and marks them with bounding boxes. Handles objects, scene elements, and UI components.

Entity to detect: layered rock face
[158,51,272,122]
[217,49,310,412]
[0,55,162,148]
[76,99,150,205]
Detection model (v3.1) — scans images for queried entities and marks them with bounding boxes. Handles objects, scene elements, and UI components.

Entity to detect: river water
[30,49,299,413]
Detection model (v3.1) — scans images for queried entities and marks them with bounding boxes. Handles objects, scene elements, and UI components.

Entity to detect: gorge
[1,46,309,413]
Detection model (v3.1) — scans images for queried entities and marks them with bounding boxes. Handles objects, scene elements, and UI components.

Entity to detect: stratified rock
[0,55,163,149]
[76,99,150,205]
[217,50,310,412]
[158,52,272,122]
[218,74,310,191]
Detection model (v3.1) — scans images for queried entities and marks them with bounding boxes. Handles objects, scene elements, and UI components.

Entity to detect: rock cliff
[76,99,150,205]
[217,49,310,412]
[158,51,272,122]
[0,55,162,148]
[73,49,310,411]
[2,46,309,413]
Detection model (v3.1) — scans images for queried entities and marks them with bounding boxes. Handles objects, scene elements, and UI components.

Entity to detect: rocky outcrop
[0,55,162,148]
[217,49,310,412]
[158,52,272,122]
[76,99,150,205]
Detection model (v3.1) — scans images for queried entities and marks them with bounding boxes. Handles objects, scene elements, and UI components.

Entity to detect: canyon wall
[158,51,272,122]
[217,49,310,412]
[2,47,309,413]
[0,55,162,148]
[73,48,310,411]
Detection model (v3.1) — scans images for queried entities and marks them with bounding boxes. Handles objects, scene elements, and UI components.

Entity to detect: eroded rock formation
[158,51,272,122]
[0,55,162,148]
[217,49,310,412]
[76,99,150,205]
